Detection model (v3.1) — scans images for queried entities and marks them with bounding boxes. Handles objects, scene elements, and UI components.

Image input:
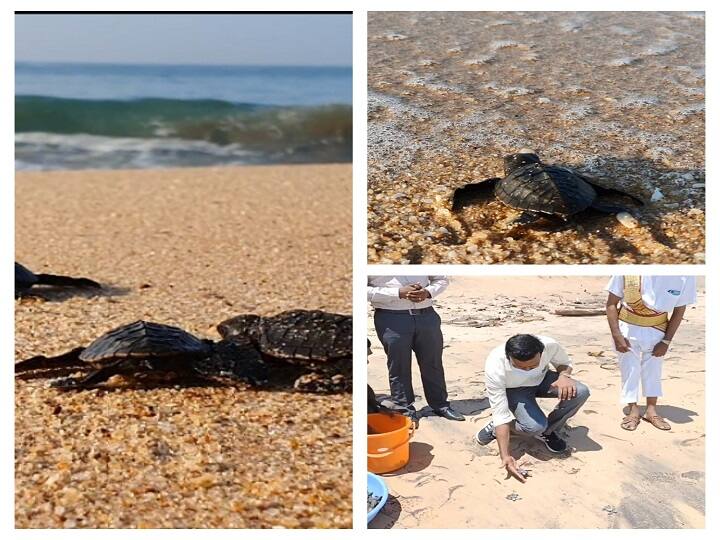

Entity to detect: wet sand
[367,12,705,264]
[15,164,352,528]
[368,277,705,528]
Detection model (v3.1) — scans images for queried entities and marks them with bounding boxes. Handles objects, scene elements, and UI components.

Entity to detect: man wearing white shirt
[475,334,590,482]
[605,275,696,432]
[368,276,464,421]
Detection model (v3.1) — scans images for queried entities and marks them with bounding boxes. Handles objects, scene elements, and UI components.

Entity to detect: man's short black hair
[505,334,545,361]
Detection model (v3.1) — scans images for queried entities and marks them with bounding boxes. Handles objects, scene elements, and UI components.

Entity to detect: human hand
[406,288,430,302]
[550,373,577,401]
[398,284,422,299]
[612,333,631,353]
[652,341,669,357]
[501,455,527,483]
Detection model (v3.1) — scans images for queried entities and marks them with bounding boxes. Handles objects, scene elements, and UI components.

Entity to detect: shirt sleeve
[425,276,449,298]
[546,340,572,369]
[367,278,400,302]
[605,276,624,298]
[485,370,514,426]
[675,276,697,307]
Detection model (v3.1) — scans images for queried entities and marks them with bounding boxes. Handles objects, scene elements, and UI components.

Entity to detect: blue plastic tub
[367,472,389,524]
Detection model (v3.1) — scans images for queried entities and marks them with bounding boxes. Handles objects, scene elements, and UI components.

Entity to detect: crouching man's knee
[515,417,548,436]
[574,382,590,403]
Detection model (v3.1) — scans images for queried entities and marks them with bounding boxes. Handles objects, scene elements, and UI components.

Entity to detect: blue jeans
[478,370,590,442]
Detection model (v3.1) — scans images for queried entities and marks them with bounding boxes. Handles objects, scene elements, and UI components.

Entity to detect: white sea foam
[643,41,679,57]
[562,105,595,120]
[15,132,260,170]
[618,96,660,108]
[607,56,642,67]
[464,54,496,66]
[484,82,536,97]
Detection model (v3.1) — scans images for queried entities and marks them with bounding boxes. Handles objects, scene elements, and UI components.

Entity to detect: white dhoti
[617,322,664,403]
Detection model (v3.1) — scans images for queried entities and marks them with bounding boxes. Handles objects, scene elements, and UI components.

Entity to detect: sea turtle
[15,262,102,298]
[14,320,269,390]
[217,309,352,393]
[451,150,644,225]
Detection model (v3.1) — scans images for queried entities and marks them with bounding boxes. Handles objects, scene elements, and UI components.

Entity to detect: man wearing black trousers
[368,276,464,421]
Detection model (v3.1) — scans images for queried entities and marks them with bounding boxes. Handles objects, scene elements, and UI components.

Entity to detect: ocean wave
[15,96,352,169]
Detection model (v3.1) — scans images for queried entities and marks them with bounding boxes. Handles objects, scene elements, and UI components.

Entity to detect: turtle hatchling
[16,309,352,393]
[15,320,269,390]
[15,261,102,298]
[452,150,644,225]
[217,309,352,393]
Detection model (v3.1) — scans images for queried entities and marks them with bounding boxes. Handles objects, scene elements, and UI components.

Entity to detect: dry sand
[368,276,704,528]
[367,12,705,264]
[15,164,352,528]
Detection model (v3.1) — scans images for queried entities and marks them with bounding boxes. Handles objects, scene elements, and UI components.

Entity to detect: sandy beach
[15,164,352,528]
[367,12,705,264]
[368,276,704,528]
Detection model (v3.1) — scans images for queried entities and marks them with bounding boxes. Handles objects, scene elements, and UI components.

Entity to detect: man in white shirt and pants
[475,334,590,482]
[368,276,464,421]
[605,275,696,431]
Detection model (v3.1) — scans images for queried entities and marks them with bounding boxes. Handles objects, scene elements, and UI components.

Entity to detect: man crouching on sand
[475,334,590,482]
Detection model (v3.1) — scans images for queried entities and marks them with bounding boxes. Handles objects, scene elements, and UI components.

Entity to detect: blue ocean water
[15,62,352,170]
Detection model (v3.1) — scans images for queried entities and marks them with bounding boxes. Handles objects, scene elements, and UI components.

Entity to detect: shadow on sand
[369,493,403,529]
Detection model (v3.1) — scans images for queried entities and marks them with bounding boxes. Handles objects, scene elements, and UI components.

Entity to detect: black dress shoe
[433,406,465,421]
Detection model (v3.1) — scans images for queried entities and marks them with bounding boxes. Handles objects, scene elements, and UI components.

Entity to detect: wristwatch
[661,339,672,345]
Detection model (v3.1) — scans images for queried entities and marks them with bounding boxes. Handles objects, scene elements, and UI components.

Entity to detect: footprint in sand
[680,470,703,481]
[679,434,705,447]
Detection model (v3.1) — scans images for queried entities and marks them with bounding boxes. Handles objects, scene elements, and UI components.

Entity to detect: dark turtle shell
[15,262,38,290]
[495,163,597,217]
[255,309,352,362]
[79,321,210,365]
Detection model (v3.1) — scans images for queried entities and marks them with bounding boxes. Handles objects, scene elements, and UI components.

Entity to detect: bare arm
[496,423,525,483]
[664,305,686,341]
[606,292,631,352]
[652,305,686,357]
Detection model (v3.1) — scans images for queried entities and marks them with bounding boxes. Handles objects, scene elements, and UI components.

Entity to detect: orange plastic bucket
[367,413,414,474]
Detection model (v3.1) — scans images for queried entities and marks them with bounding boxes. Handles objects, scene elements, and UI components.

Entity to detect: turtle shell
[15,262,38,289]
[79,321,210,365]
[256,310,352,362]
[495,163,597,217]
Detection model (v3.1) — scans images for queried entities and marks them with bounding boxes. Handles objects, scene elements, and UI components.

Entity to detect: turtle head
[503,150,541,175]
[217,314,262,342]
[206,339,269,387]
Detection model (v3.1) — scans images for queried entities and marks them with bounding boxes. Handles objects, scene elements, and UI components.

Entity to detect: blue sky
[15,14,352,66]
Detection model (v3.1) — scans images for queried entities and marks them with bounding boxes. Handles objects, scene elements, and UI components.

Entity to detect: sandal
[643,415,671,431]
[621,414,641,431]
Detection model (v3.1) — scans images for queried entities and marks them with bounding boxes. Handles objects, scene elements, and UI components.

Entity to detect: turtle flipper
[51,364,121,390]
[451,178,500,211]
[15,347,86,374]
[35,273,102,289]
[579,176,645,206]
[512,211,543,226]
